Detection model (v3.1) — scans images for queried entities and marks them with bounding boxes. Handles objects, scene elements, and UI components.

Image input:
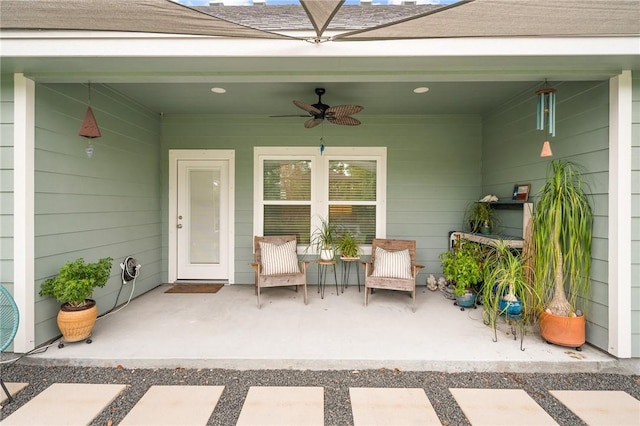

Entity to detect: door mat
[164,284,224,294]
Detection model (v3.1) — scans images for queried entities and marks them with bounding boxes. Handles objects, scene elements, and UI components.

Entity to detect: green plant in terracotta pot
[530,160,593,350]
[39,257,113,346]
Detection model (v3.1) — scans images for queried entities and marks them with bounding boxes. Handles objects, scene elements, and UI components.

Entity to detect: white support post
[13,74,36,352]
[608,70,632,358]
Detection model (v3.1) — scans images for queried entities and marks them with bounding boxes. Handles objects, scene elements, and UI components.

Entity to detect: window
[254,147,386,253]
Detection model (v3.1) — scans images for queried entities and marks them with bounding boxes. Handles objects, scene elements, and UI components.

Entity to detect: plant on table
[464,201,496,234]
[309,216,338,260]
[336,231,362,259]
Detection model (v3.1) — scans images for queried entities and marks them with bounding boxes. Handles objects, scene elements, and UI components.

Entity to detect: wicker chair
[251,235,309,308]
[362,239,423,312]
[1,285,19,403]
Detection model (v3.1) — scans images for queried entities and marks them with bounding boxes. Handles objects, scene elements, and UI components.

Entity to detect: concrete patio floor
[22,283,635,373]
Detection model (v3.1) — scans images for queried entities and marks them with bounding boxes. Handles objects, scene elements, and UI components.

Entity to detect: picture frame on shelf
[512,183,531,201]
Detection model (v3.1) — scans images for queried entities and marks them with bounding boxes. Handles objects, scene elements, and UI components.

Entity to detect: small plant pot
[320,249,335,261]
[498,298,523,317]
[480,225,492,235]
[455,292,477,308]
[539,310,586,349]
[57,300,98,343]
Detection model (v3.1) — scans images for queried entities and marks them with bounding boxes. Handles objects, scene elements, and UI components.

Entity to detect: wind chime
[78,82,101,157]
[535,81,556,158]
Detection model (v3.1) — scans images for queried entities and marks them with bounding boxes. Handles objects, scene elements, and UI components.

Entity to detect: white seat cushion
[260,240,300,275]
[371,247,412,280]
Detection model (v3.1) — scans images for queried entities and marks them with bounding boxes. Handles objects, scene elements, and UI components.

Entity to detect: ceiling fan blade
[304,118,324,128]
[325,104,363,117]
[327,116,361,126]
[269,114,312,118]
[293,100,322,115]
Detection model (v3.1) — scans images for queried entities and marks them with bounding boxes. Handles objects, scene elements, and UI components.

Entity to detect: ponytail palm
[531,160,592,317]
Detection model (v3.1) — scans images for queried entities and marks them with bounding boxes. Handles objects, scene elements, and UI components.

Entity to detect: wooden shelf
[450,201,533,249]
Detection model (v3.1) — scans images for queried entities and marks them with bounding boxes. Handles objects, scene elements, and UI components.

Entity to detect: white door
[176,160,229,280]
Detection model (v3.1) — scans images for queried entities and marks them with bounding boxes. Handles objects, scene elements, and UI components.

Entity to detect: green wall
[33,83,163,345]
[161,114,483,285]
[482,80,611,352]
[0,75,14,298]
[632,72,640,357]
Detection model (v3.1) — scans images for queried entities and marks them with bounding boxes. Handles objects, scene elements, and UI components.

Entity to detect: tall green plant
[531,160,592,317]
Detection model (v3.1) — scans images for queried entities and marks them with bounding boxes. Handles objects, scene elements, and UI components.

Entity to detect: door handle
[177,224,183,229]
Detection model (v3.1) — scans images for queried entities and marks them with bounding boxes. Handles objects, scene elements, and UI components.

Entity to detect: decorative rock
[426,274,438,291]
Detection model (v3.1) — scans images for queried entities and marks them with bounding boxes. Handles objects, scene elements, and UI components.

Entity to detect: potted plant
[336,231,362,259]
[464,201,496,234]
[39,257,113,345]
[439,239,484,308]
[530,160,593,350]
[482,241,539,343]
[309,216,338,260]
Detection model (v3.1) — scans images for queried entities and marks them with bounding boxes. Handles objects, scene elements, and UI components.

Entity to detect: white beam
[13,73,36,352]
[607,70,632,358]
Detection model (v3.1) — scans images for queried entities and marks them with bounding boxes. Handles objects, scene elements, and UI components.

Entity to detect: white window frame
[254,147,386,255]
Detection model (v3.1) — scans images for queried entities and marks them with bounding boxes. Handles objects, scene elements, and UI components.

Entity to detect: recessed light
[211,87,226,94]
[413,87,429,94]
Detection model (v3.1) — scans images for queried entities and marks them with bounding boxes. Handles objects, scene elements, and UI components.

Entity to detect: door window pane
[189,169,220,264]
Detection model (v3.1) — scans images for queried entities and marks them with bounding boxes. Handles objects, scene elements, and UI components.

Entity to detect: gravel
[2,363,639,425]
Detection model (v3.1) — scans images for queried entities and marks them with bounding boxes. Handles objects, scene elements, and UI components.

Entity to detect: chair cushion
[259,240,300,275]
[371,247,412,280]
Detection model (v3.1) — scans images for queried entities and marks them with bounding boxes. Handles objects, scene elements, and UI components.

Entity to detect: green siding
[161,114,482,285]
[33,83,163,346]
[0,74,14,300]
[632,72,640,357]
[482,81,611,352]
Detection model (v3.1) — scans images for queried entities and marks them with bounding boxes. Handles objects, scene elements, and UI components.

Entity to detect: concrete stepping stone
[120,385,224,426]
[550,390,640,426]
[236,386,324,426]
[350,387,442,425]
[1,383,126,425]
[450,388,558,425]
[0,382,28,406]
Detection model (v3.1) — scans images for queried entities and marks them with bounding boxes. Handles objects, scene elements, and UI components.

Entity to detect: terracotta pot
[57,300,98,343]
[539,310,586,349]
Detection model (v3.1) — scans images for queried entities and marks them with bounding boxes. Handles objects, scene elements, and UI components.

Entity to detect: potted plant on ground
[464,201,496,234]
[530,160,593,350]
[336,231,362,260]
[439,239,484,309]
[309,216,338,260]
[39,257,113,346]
[482,240,540,344]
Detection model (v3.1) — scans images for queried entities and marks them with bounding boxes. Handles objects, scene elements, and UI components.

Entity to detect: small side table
[340,256,361,292]
[316,259,338,299]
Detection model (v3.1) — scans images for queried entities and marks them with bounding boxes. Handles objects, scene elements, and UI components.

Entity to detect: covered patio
[23,283,622,372]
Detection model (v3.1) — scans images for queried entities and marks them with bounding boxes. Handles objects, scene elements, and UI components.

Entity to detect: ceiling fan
[273,88,363,128]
